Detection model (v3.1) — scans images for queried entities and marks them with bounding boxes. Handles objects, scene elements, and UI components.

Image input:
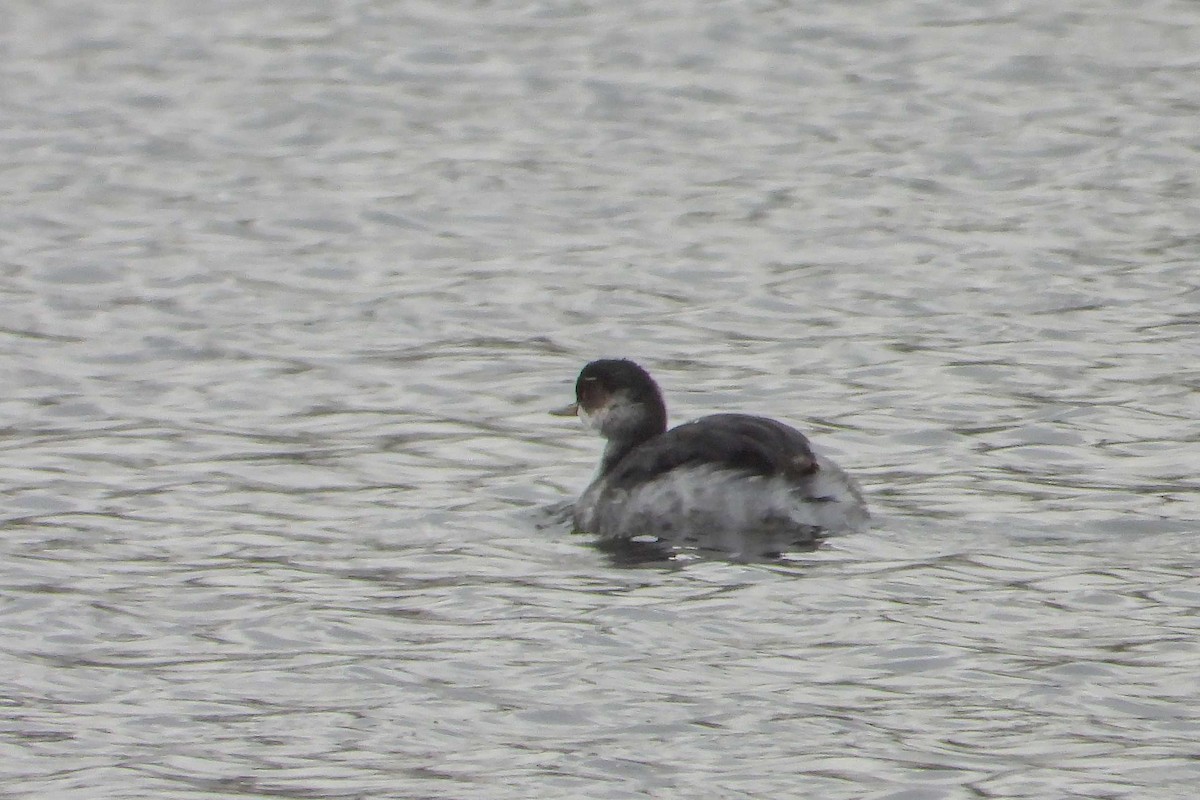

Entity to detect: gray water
[2,0,1198,797]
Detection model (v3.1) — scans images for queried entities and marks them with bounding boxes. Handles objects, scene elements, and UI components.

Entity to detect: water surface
[2,1,1198,798]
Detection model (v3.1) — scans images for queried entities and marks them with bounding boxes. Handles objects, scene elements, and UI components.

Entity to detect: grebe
[552,359,867,553]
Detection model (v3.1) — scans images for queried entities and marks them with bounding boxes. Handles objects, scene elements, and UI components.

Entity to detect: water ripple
[2,0,1198,798]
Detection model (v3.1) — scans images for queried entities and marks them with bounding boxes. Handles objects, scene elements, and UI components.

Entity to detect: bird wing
[604,413,819,491]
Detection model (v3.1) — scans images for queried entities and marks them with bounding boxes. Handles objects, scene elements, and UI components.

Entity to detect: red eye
[578,379,605,409]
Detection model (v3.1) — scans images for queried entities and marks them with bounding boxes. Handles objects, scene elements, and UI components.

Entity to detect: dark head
[551,359,668,447]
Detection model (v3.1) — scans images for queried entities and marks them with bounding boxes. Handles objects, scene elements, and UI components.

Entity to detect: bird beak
[549,402,579,417]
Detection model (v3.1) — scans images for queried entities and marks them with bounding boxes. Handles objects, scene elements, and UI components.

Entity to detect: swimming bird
[552,359,868,554]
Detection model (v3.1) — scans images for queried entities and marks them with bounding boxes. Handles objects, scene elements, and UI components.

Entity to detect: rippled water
[3,0,1198,797]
